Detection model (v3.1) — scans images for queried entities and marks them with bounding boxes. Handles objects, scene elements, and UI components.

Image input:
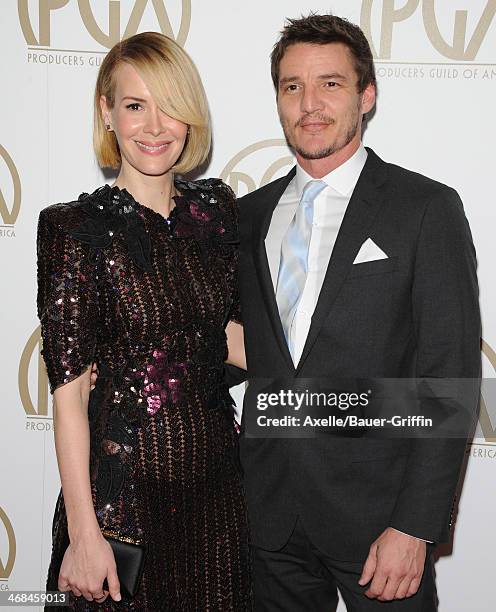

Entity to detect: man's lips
[299,122,329,131]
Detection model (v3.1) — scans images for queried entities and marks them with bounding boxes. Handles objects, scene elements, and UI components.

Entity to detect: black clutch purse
[101,529,146,599]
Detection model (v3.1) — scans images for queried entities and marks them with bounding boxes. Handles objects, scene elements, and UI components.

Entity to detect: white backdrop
[0,1,495,610]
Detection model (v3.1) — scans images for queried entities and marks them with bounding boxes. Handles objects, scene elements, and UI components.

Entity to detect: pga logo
[18,0,191,49]
[220,140,294,198]
[360,0,496,61]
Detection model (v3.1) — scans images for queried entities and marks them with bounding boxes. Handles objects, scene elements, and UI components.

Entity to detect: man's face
[277,42,375,161]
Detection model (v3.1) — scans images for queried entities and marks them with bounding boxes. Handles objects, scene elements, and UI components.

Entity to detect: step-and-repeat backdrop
[0,1,494,610]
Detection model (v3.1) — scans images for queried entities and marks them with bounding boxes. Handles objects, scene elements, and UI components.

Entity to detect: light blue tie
[276,179,327,356]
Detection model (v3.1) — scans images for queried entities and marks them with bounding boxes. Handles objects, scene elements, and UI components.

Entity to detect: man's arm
[360,186,481,601]
[224,363,248,388]
[389,186,481,541]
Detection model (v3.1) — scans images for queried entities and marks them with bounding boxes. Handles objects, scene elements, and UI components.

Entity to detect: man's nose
[300,86,323,115]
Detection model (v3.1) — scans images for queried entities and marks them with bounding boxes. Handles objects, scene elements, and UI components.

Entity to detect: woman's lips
[135,140,171,154]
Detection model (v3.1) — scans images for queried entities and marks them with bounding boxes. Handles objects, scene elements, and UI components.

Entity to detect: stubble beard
[283,109,361,160]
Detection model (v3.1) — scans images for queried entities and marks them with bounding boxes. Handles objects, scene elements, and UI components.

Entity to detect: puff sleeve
[37,206,99,393]
[216,181,242,325]
[227,249,242,324]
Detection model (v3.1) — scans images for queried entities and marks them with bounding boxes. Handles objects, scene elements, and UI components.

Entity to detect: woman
[37,32,251,610]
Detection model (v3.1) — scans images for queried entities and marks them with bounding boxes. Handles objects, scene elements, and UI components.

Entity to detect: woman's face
[100,63,188,177]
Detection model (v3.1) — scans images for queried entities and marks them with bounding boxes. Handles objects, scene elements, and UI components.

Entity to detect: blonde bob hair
[94,31,211,174]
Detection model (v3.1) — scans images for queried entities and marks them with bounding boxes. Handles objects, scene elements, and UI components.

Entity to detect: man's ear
[361,83,376,115]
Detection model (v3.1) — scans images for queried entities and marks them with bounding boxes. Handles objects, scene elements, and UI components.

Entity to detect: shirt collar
[295,143,368,198]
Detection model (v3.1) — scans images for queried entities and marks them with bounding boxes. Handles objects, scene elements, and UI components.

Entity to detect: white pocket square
[353,238,388,264]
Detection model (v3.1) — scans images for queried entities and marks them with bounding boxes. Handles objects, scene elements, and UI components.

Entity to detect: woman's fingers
[92,590,108,603]
[106,565,122,602]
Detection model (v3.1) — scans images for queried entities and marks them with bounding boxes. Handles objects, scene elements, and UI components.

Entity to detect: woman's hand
[225,321,247,370]
[58,532,121,603]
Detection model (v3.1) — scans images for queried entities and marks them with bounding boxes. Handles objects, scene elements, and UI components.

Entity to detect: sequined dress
[37,179,252,611]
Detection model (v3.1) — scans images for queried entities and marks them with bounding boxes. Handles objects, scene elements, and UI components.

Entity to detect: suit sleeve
[389,187,481,543]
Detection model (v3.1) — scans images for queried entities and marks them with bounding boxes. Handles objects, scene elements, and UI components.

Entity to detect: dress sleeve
[216,181,242,325]
[227,248,242,324]
[37,207,99,393]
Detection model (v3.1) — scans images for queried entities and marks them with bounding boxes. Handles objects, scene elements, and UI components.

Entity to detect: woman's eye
[126,103,141,111]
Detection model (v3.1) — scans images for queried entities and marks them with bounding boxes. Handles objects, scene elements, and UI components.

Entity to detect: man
[234,13,480,611]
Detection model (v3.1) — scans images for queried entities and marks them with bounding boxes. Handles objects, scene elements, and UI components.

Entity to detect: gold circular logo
[360,0,495,62]
[482,340,496,369]
[0,507,16,580]
[219,139,294,197]
[480,339,496,443]
[18,326,50,418]
[0,144,21,226]
[18,0,191,48]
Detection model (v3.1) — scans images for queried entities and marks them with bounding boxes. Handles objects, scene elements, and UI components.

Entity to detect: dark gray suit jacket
[232,148,481,561]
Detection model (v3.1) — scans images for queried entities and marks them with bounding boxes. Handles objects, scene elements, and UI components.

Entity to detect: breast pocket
[347,256,398,279]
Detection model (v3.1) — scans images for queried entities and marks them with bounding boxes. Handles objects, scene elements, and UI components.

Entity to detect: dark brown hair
[270,13,376,94]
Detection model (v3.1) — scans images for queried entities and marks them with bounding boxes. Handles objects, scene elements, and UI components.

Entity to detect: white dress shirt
[266,144,368,365]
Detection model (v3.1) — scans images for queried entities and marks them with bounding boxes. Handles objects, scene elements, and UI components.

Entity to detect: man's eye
[126,103,141,110]
[285,84,299,92]
[325,82,338,88]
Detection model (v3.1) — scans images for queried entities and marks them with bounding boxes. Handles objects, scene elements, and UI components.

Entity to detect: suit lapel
[295,149,389,373]
[251,168,296,371]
